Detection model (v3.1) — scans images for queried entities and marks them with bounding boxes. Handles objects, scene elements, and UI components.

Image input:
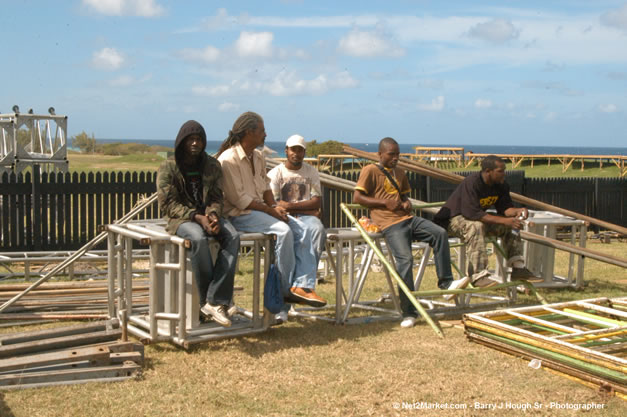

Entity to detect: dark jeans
[383,216,454,317]
[176,218,240,306]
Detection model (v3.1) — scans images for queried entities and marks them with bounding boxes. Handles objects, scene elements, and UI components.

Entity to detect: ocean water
[96,138,627,158]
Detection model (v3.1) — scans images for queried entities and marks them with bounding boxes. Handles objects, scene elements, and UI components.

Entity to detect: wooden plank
[0,345,110,372]
[25,172,33,249]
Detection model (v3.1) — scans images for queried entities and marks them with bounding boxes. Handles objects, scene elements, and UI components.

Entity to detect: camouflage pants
[448,215,524,280]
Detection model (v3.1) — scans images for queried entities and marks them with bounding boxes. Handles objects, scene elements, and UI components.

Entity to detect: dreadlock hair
[378,137,398,152]
[216,111,264,157]
[480,155,505,172]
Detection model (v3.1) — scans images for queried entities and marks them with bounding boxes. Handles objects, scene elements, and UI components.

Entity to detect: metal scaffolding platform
[0,106,68,174]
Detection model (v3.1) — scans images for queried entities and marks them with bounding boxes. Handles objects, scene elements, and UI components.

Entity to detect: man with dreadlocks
[217,112,326,323]
[157,120,239,327]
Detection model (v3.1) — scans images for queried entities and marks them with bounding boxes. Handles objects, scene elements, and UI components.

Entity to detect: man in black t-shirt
[434,155,534,287]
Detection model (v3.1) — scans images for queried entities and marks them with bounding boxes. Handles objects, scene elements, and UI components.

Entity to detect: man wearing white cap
[268,134,327,312]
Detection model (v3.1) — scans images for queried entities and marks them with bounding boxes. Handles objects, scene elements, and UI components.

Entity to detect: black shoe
[511,267,535,280]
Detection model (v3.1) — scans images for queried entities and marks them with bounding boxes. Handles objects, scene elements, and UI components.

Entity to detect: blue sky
[2,1,627,147]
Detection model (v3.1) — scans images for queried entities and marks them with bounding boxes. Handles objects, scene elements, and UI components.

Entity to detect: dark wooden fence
[0,167,158,251]
[1,169,625,251]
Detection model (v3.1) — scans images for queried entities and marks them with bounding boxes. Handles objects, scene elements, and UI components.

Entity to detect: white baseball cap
[285,134,306,149]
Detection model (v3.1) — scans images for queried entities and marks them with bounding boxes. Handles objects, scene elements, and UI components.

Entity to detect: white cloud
[468,18,520,43]
[265,71,328,96]
[418,96,445,112]
[91,47,125,71]
[218,102,240,112]
[235,31,274,57]
[599,103,618,113]
[475,98,493,109]
[601,4,627,32]
[545,111,557,121]
[338,29,405,58]
[192,70,357,98]
[82,0,164,17]
[178,46,220,63]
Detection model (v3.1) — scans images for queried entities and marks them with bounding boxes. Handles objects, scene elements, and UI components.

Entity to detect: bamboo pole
[343,144,627,235]
[340,203,445,338]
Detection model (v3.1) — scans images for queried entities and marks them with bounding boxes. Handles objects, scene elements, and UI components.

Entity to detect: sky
[1,0,627,147]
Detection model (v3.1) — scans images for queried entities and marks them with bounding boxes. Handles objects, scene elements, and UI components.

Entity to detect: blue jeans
[176,218,240,306]
[383,216,454,317]
[230,211,318,294]
[292,214,326,266]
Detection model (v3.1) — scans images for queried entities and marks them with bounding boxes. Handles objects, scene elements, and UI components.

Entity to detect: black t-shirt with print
[434,171,513,228]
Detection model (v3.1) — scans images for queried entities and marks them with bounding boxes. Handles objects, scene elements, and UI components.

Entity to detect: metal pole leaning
[339,203,445,338]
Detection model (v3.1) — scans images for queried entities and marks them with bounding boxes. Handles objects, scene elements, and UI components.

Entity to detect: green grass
[67,151,625,178]
[67,152,166,173]
[457,159,623,178]
[1,239,626,416]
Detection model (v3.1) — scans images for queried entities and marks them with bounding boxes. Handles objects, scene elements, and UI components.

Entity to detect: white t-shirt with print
[267,162,321,203]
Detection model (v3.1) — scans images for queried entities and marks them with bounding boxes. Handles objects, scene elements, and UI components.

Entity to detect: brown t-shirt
[354,164,412,230]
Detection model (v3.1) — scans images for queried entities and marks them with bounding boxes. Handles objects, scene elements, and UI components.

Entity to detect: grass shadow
[188,317,400,358]
[0,393,15,417]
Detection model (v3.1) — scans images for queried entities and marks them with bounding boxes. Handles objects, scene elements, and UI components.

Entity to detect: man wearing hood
[157,120,240,327]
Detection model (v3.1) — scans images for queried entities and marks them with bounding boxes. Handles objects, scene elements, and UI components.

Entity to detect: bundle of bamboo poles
[463,297,627,397]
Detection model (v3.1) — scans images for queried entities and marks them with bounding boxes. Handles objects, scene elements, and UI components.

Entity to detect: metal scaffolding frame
[0,107,68,174]
[106,220,273,348]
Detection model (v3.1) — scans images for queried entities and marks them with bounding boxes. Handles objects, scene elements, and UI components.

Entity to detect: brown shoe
[289,287,327,307]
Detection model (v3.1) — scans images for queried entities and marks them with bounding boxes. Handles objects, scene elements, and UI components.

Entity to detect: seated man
[353,137,469,329]
[267,134,326,275]
[157,120,240,327]
[217,112,326,323]
[433,155,534,287]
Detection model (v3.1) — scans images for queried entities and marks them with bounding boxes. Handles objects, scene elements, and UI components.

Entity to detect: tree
[305,140,344,157]
[72,131,98,153]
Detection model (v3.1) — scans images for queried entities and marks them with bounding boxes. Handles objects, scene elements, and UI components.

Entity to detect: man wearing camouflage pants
[434,155,535,287]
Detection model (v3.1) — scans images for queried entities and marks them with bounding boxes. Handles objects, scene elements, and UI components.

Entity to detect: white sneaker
[443,276,471,301]
[400,316,416,328]
[275,311,288,324]
[200,303,231,327]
